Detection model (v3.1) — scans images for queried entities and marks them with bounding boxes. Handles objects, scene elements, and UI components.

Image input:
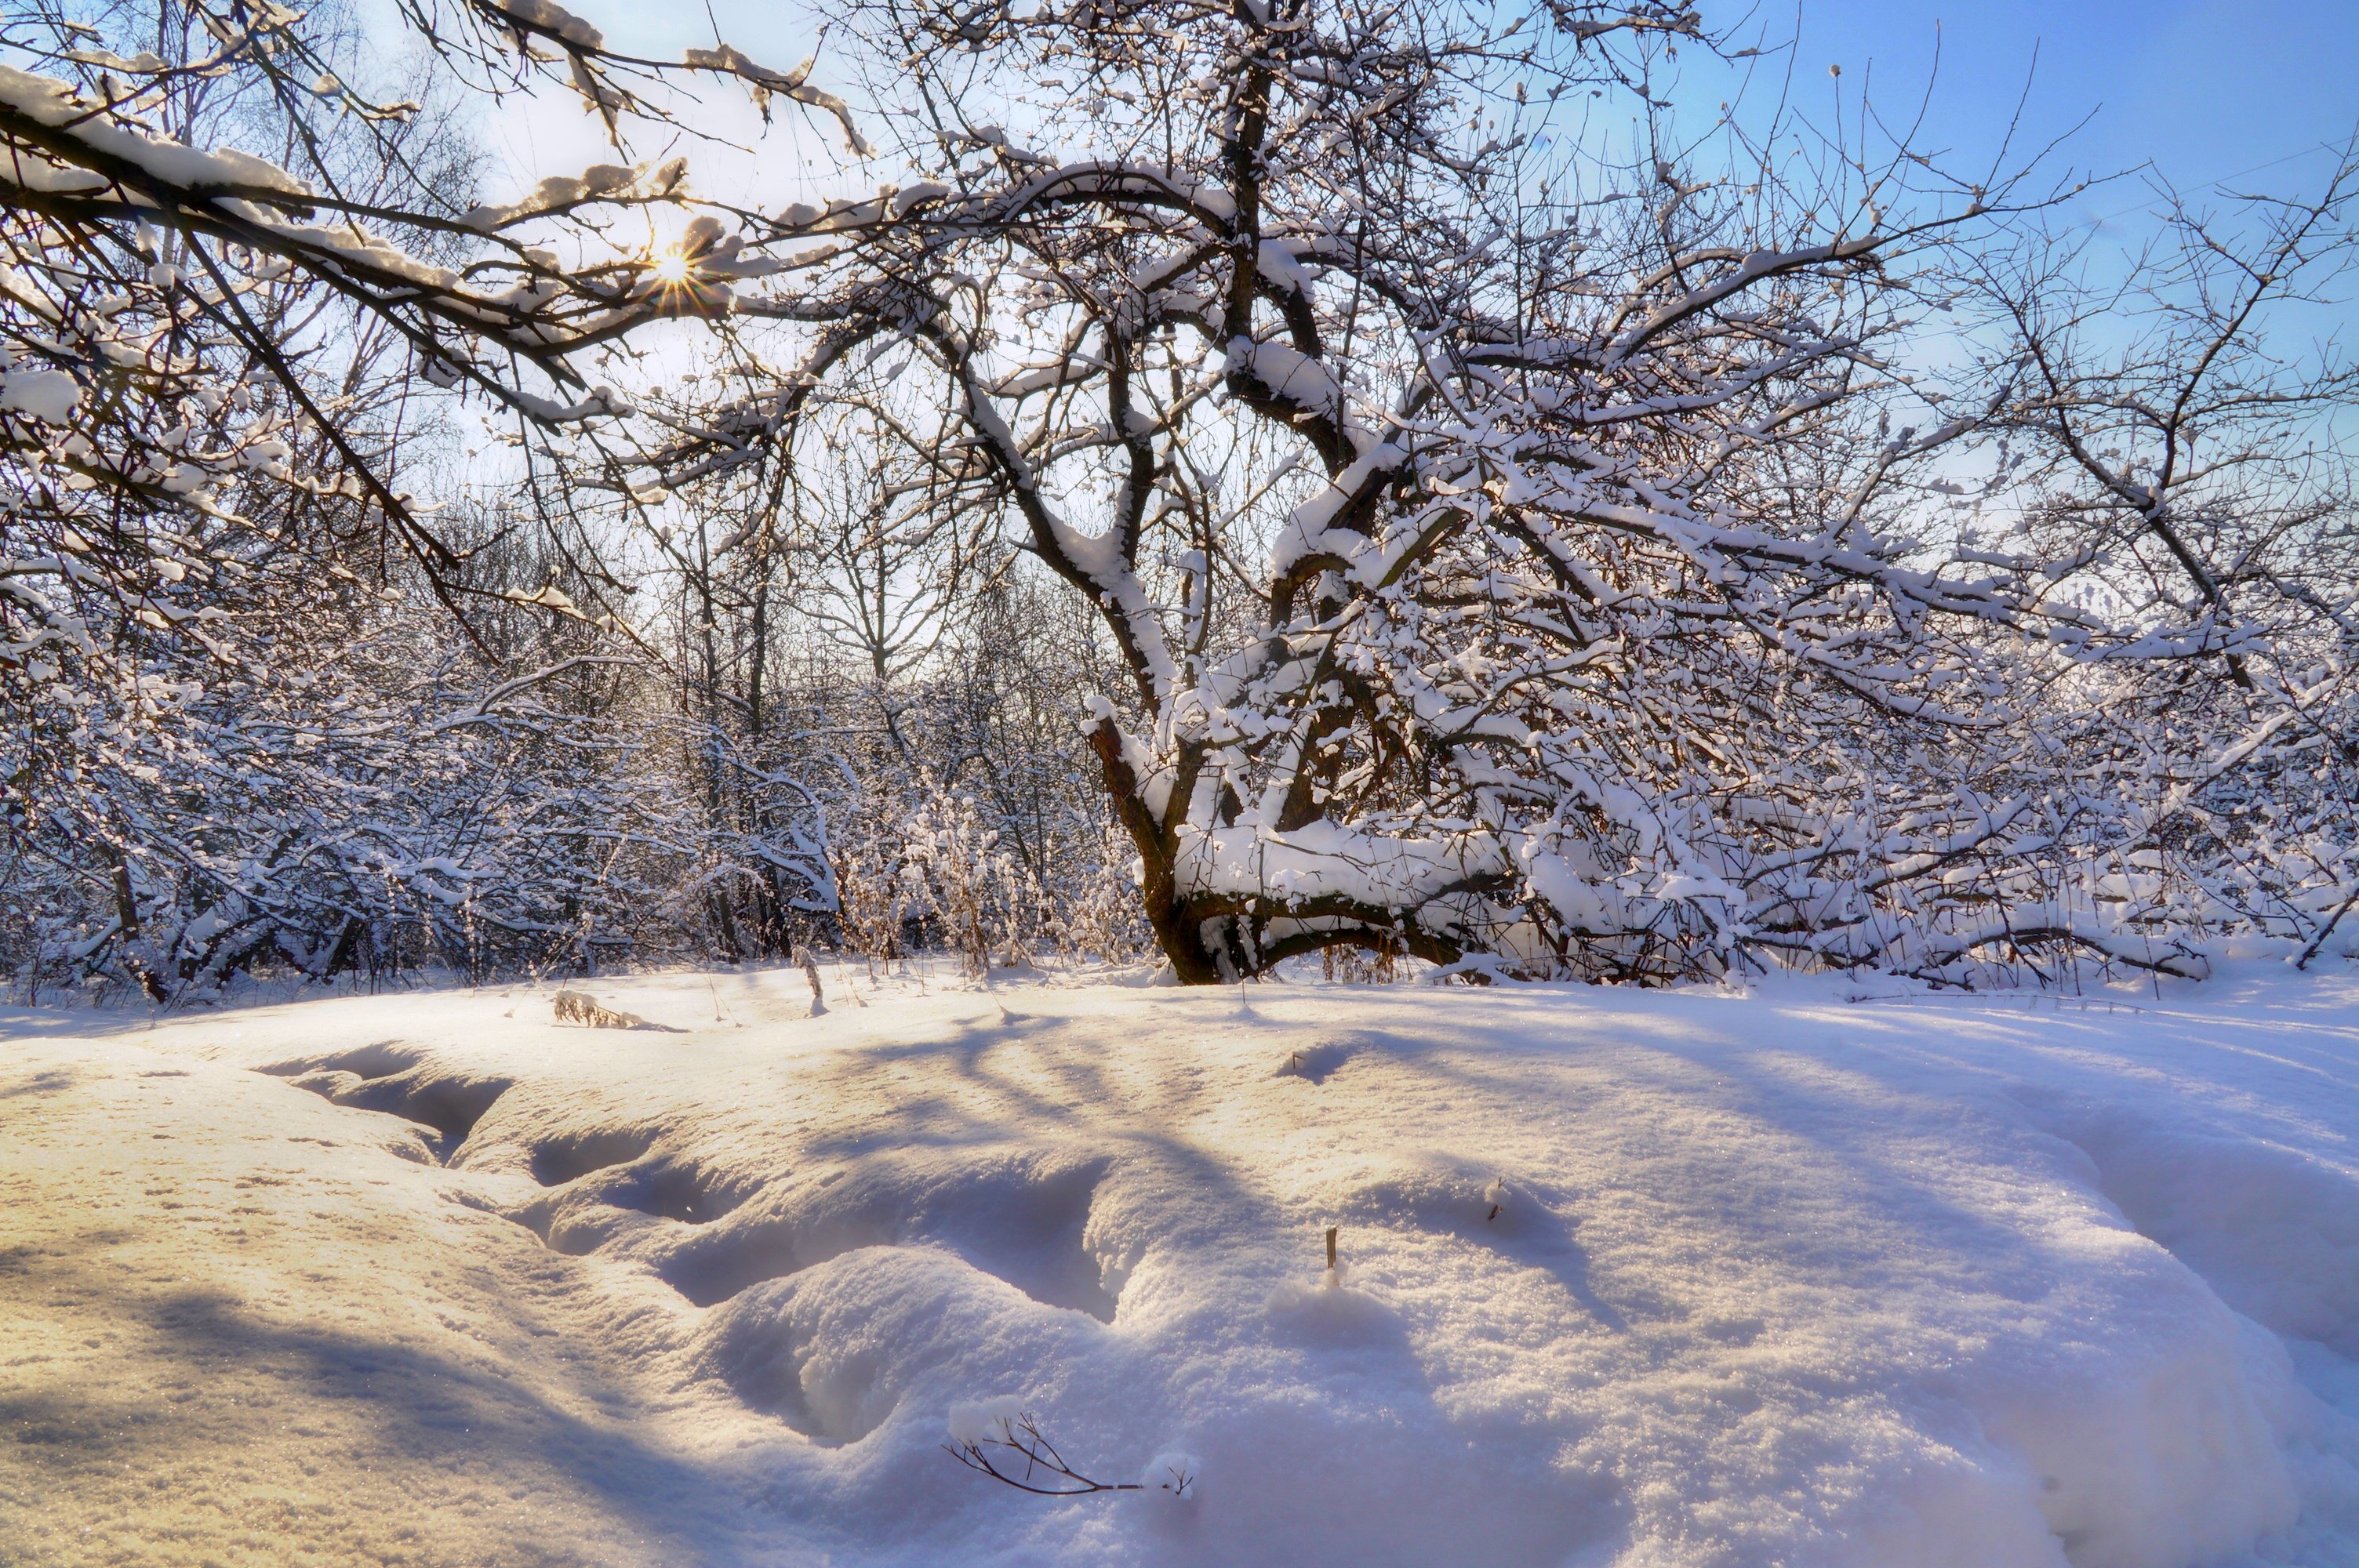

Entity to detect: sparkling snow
[3,965,2356,1566]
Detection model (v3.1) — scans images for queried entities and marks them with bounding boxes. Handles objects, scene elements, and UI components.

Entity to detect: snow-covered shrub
[809,690,1149,975]
[898,777,1049,976]
[2,550,834,1000]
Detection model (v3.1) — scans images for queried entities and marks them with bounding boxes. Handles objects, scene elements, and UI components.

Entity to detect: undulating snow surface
[5,964,2358,1567]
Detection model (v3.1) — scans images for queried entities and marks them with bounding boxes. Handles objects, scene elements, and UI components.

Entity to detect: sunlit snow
[4,964,2357,1566]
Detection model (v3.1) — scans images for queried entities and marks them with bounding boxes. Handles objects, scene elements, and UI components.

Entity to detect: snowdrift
[3,966,2356,1566]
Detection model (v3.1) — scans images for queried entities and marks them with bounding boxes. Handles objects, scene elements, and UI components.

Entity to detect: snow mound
[3,964,2357,1566]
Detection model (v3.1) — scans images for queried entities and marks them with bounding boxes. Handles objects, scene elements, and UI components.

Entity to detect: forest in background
[2,0,2354,1000]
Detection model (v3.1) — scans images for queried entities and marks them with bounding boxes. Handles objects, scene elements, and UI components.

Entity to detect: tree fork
[1086,715,1225,983]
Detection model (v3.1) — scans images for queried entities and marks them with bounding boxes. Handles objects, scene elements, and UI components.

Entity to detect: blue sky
[1754,0,2359,206]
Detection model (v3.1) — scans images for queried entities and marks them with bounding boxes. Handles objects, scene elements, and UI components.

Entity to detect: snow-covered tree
[626,0,2132,981]
[1972,145,2359,969]
[9,0,2350,996]
[0,0,849,994]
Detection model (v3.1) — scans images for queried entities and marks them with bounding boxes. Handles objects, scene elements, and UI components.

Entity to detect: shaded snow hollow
[3,967,2357,1567]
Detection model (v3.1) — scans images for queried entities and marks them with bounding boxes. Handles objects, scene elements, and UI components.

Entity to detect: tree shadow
[0,1243,770,1568]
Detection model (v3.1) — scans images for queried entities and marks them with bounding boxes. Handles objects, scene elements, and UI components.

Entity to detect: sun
[650,250,692,286]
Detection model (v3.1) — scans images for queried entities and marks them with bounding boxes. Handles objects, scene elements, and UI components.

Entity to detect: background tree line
[1,0,2352,1000]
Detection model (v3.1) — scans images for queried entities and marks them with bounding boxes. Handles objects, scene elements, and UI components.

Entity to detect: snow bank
[2,964,2356,1566]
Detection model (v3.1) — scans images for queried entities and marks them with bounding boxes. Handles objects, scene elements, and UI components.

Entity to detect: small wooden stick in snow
[795,947,827,1016]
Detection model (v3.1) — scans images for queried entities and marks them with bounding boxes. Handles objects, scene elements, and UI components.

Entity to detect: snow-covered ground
[4,963,2357,1568]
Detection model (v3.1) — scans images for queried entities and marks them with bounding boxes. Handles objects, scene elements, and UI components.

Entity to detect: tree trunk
[1086,717,1225,982]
